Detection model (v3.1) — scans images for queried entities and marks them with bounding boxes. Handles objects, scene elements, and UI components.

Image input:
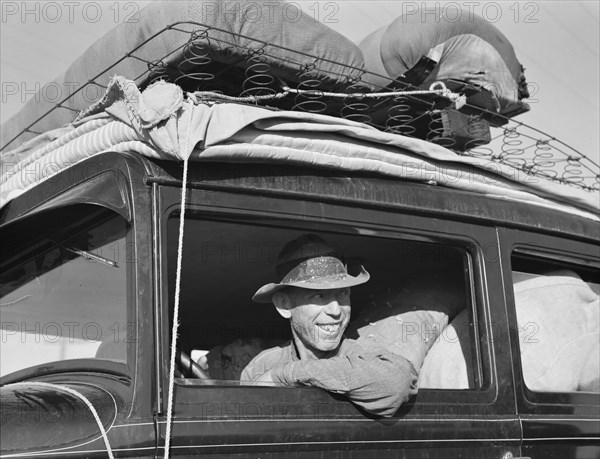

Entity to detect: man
[241,234,418,417]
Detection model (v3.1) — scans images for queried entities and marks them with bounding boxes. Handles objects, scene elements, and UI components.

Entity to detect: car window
[167,214,486,392]
[511,251,600,393]
[0,209,130,377]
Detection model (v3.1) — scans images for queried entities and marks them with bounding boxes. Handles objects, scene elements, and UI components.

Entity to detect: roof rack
[4,22,599,193]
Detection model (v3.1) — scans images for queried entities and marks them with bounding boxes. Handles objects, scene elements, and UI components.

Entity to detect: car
[1,2,598,458]
[1,143,598,457]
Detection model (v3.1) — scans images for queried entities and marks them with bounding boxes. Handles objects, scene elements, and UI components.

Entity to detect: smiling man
[241,234,418,417]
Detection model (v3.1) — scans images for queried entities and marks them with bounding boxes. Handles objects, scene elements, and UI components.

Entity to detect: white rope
[427,81,467,108]
[188,91,288,103]
[6,381,114,458]
[190,81,466,109]
[163,102,193,456]
[163,158,188,458]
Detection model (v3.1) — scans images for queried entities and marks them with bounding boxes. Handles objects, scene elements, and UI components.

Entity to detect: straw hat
[252,234,370,303]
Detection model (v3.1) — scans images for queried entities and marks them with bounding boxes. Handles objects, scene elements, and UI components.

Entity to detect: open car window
[0,207,131,379]
[167,213,487,393]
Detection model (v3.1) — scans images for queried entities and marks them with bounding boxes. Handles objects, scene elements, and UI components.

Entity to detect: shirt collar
[289,336,345,361]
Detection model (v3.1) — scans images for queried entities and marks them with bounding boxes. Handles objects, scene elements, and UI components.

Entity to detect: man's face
[285,287,351,359]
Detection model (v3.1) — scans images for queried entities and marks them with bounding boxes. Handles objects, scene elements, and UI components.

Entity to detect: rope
[163,108,193,457]
[6,381,114,458]
[163,158,188,458]
[190,81,467,109]
[188,91,288,104]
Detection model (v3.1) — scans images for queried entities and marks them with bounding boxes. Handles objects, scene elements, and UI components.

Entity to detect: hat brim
[252,266,370,303]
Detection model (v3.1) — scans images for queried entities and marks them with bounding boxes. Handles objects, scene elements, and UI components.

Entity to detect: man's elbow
[381,357,419,417]
[392,354,419,398]
[360,387,413,418]
[358,363,419,418]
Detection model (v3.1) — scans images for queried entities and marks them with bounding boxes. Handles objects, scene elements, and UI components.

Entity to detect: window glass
[0,211,129,377]
[168,215,481,390]
[511,253,600,393]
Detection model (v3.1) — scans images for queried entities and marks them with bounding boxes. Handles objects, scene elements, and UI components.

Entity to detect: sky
[1,1,599,167]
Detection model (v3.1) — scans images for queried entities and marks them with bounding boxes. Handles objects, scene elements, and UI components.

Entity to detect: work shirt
[240,336,418,417]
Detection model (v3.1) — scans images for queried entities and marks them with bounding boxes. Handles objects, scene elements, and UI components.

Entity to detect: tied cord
[188,81,466,109]
[164,86,194,458]
[5,381,114,458]
[163,157,189,458]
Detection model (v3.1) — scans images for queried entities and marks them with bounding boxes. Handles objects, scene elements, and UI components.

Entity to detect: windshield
[0,210,129,377]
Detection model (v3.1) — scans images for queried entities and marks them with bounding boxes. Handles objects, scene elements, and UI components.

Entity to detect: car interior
[167,214,477,388]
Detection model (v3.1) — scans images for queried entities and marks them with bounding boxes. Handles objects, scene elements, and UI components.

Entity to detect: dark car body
[1,151,598,458]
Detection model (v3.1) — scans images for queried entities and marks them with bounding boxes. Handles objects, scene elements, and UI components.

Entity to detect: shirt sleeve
[240,345,289,382]
[240,353,268,382]
[270,339,418,417]
[239,365,253,381]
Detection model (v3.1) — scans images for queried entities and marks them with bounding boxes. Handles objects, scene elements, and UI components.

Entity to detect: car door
[498,228,600,459]
[153,183,522,458]
[0,158,160,458]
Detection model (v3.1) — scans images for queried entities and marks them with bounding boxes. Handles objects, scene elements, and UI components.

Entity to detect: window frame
[157,185,516,425]
[498,227,600,414]
[0,205,137,390]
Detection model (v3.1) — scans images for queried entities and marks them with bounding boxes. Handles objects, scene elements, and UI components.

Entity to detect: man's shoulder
[240,341,293,381]
[338,336,362,353]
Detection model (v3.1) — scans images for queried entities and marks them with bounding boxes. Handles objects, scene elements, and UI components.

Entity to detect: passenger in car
[241,234,418,417]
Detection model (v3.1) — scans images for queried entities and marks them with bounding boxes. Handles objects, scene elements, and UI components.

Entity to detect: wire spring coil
[242,48,276,98]
[426,111,456,148]
[292,62,328,114]
[385,96,415,136]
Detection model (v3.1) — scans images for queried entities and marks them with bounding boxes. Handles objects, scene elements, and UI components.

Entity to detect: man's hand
[196,355,209,372]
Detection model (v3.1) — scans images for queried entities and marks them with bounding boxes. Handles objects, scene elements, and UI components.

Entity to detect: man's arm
[240,344,289,382]
[269,338,418,417]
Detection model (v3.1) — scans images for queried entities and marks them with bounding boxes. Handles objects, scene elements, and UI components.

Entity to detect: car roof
[150,157,600,241]
[2,152,596,243]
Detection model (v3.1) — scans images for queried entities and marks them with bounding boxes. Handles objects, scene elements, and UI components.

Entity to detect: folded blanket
[346,270,466,372]
[420,270,599,392]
